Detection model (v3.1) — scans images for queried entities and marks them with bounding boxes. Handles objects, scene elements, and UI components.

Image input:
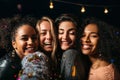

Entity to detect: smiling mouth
[61,41,70,45]
[82,44,92,49]
[25,47,35,52]
[27,47,34,50]
[44,42,52,45]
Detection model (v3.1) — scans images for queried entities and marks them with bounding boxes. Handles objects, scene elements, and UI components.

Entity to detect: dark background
[0,0,120,28]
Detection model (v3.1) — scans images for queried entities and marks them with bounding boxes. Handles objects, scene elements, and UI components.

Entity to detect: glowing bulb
[81,6,85,13]
[17,4,22,11]
[49,2,54,9]
[104,8,108,14]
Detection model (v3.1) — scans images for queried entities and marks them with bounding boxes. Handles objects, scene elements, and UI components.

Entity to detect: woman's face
[58,21,76,50]
[39,21,53,52]
[81,24,99,56]
[12,25,38,59]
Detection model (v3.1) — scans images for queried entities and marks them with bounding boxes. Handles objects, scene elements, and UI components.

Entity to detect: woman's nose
[46,32,52,40]
[82,36,90,42]
[28,38,33,44]
[62,32,68,39]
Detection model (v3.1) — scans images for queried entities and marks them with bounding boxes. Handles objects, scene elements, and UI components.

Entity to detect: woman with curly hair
[0,15,39,80]
[80,17,120,80]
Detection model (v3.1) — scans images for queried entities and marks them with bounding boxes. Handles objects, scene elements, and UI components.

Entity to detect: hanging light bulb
[49,1,54,9]
[17,3,22,11]
[104,8,108,14]
[81,6,85,13]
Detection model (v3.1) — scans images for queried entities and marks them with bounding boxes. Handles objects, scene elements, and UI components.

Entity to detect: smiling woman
[36,16,58,79]
[0,15,38,80]
[80,17,120,80]
[36,16,57,62]
[55,13,88,80]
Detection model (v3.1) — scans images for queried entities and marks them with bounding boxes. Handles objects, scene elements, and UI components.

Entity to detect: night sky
[0,0,120,28]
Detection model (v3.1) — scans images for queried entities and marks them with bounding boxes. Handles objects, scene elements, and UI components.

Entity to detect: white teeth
[83,44,91,49]
[44,42,51,45]
[62,41,69,44]
[27,48,34,50]
[63,42,68,43]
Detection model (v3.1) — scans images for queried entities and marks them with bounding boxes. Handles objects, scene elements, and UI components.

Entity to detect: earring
[98,48,102,58]
[12,50,15,57]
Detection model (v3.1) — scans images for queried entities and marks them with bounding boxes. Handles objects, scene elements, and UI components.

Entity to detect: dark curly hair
[80,17,120,62]
[0,15,37,54]
[10,15,37,42]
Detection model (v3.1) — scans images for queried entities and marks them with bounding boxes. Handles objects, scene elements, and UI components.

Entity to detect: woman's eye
[21,37,28,41]
[40,32,46,35]
[58,31,63,34]
[69,31,75,35]
[90,34,98,38]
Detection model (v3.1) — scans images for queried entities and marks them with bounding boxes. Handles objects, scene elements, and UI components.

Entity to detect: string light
[52,0,119,14]
[81,6,85,13]
[17,4,22,12]
[104,8,109,14]
[49,0,54,9]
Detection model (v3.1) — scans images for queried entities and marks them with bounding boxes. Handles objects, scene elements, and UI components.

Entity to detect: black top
[0,48,7,58]
[0,50,21,80]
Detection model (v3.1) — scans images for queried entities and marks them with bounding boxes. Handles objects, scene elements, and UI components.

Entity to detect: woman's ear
[12,41,17,49]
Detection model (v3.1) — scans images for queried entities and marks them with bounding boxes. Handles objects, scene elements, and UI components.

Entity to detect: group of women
[0,13,120,80]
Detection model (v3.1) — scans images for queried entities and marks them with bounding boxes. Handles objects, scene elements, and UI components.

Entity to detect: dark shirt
[61,49,87,80]
[0,50,21,80]
[0,48,7,58]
